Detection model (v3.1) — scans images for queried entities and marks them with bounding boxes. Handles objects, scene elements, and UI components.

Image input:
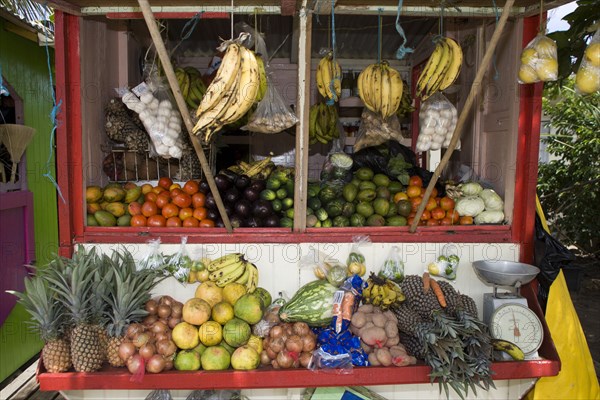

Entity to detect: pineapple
[9,275,72,373]
[45,246,105,372]
[104,249,157,367]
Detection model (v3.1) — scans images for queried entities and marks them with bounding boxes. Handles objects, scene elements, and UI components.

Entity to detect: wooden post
[409,0,516,233]
[293,1,312,232]
[137,0,232,232]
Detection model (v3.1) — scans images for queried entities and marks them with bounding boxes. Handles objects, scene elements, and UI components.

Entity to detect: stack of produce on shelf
[357,61,404,118]
[257,167,296,228]
[448,181,505,225]
[518,34,558,84]
[309,103,340,145]
[575,29,600,95]
[260,321,318,369]
[416,37,463,100]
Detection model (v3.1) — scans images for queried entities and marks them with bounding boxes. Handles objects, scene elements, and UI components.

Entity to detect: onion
[145,299,158,315]
[264,312,280,324]
[146,354,166,373]
[126,323,144,339]
[292,322,310,337]
[276,350,294,369]
[168,317,181,329]
[157,304,171,319]
[156,339,177,357]
[163,358,174,371]
[133,332,151,348]
[170,302,183,318]
[269,337,285,353]
[265,347,278,360]
[286,335,303,353]
[302,335,316,352]
[154,332,169,343]
[151,321,168,335]
[127,354,144,375]
[269,325,283,339]
[143,315,158,326]
[159,295,174,307]
[283,323,293,337]
[292,359,300,368]
[271,359,280,369]
[262,337,271,349]
[139,343,156,360]
[299,352,312,368]
[260,350,271,366]
[118,341,136,362]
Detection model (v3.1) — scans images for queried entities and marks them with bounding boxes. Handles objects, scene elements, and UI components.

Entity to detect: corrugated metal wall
[0,18,58,383]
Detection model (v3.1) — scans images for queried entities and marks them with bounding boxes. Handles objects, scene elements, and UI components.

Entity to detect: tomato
[406,185,421,198]
[431,207,446,220]
[440,197,455,211]
[447,209,460,223]
[410,197,422,212]
[459,216,474,225]
[192,192,206,208]
[179,207,194,221]
[127,201,142,216]
[155,193,171,209]
[172,193,192,208]
[440,217,454,226]
[199,219,215,228]
[130,215,147,227]
[420,210,431,221]
[192,207,207,221]
[166,216,182,227]
[183,180,200,196]
[145,192,158,203]
[141,183,153,195]
[152,186,166,195]
[425,197,437,211]
[158,177,173,190]
[409,175,423,187]
[430,187,438,199]
[141,201,158,217]
[182,217,200,227]
[147,214,167,227]
[162,203,180,219]
[419,187,426,197]
[170,188,184,199]
[426,218,440,226]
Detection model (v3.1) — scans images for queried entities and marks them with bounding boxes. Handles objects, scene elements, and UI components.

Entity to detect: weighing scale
[472,260,544,359]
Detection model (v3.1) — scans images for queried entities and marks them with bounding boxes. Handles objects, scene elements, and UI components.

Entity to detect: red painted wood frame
[54,13,541,253]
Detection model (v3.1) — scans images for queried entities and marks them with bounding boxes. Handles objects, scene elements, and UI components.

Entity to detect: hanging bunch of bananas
[227,156,274,179]
[357,61,404,119]
[309,103,339,145]
[206,253,259,292]
[193,37,260,142]
[396,79,414,119]
[316,52,342,102]
[416,37,463,100]
[255,55,268,102]
[363,273,406,310]
[175,66,207,111]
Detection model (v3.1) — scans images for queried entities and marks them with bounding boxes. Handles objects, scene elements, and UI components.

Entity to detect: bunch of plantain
[363,273,406,310]
[416,37,463,100]
[396,79,414,118]
[227,156,274,179]
[206,253,259,293]
[491,338,525,361]
[357,61,404,119]
[193,35,261,142]
[309,103,339,145]
[175,66,207,111]
[316,52,342,102]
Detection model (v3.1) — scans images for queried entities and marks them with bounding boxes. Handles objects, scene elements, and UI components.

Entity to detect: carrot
[429,279,446,308]
[423,272,431,294]
[341,291,355,321]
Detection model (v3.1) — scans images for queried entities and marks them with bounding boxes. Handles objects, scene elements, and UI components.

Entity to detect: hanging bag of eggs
[518,34,558,84]
[575,28,600,95]
[415,92,458,152]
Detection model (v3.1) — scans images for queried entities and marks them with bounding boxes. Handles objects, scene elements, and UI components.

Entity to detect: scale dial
[490,303,543,355]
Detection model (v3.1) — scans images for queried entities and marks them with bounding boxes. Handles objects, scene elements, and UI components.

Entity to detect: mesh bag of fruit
[416,92,459,152]
[518,34,558,84]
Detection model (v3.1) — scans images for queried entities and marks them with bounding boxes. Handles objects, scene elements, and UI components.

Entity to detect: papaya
[86,186,103,203]
[94,210,117,227]
[103,186,126,202]
[124,186,142,203]
[105,202,126,217]
[87,202,102,214]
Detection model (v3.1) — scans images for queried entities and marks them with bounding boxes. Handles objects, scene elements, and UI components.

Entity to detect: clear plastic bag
[416,92,458,152]
[163,236,193,283]
[427,254,460,280]
[319,139,353,184]
[308,347,354,373]
[186,390,247,400]
[354,109,404,152]
[575,28,600,95]
[251,293,286,337]
[138,239,165,272]
[518,34,558,84]
[378,246,405,283]
[145,390,173,400]
[346,235,370,277]
[299,247,346,287]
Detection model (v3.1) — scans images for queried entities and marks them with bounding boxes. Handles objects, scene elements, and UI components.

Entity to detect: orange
[192,192,206,208]
[183,180,200,196]
[145,192,158,203]
[393,192,409,203]
[162,203,180,219]
[173,193,192,209]
[409,175,423,187]
[431,207,446,220]
[406,185,421,198]
[130,215,147,227]
[425,197,437,211]
[440,197,455,211]
[147,214,167,227]
[183,217,200,227]
[152,186,166,195]
[166,217,183,227]
[158,177,173,190]
[179,207,194,221]
[193,207,207,221]
[199,219,215,228]
[141,201,158,217]
[459,216,474,225]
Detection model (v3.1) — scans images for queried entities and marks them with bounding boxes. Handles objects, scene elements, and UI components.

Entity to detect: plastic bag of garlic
[415,92,459,152]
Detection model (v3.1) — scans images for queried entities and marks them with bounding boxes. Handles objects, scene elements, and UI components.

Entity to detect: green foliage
[547,0,600,82]
[538,78,600,254]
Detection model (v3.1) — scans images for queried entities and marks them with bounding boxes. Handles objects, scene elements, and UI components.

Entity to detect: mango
[94,210,117,227]
[124,186,142,203]
[103,186,125,202]
[87,202,102,214]
[117,214,131,226]
[86,214,99,226]
[105,202,126,217]
[86,186,103,203]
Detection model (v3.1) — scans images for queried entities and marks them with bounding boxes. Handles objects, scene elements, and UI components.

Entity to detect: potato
[372,306,383,314]
[375,347,393,367]
[372,313,387,328]
[358,304,374,314]
[360,341,373,354]
[351,312,367,328]
[384,320,399,338]
[382,310,397,323]
[389,345,407,358]
[364,313,373,322]
[385,335,400,347]
[360,327,387,347]
[368,352,381,366]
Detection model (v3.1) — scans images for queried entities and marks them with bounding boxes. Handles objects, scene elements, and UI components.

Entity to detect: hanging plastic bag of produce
[252,292,288,337]
[575,28,600,95]
[319,138,353,184]
[518,34,558,84]
[378,245,405,283]
[300,246,347,287]
[416,92,459,152]
[354,108,404,152]
[138,239,165,272]
[186,390,248,400]
[163,236,193,283]
[145,390,173,400]
[346,235,371,277]
[427,253,460,281]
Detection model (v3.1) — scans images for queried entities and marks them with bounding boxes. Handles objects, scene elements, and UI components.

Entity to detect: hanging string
[327,14,331,49]
[169,11,205,56]
[395,0,414,60]
[490,0,500,80]
[377,8,383,63]
[326,0,338,105]
[42,18,65,204]
[254,9,258,50]
[539,0,545,33]
[231,0,235,39]
[439,4,444,36]
[330,0,336,59]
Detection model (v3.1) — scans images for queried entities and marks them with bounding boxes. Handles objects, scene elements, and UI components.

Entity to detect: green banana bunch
[357,61,404,119]
[396,79,414,118]
[316,52,342,102]
[491,339,525,361]
[416,36,463,100]
[206,253,259,292]
[362,273,405,310]
[255,55,268,102]
[309,103,339,145]
[175,66,207,111]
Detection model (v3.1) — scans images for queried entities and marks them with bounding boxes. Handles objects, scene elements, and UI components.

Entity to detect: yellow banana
[491,339,525,361]
[372,64,383,113]
[209,260,246,282]
[318,55,333,100]
[194,67,241,136]
[417,41,445,96]
[245,263,258,293]
[358,65,377,112]
[255,55,268,101]
[207,253,244,272]
[316,58,328,99]
[387,67,404,118]
[215,262,247,287]
[235,264,251,285]
[380,65,392,118]
[424,40,452,99]
[438,37,463,91]
[331,59,342,100]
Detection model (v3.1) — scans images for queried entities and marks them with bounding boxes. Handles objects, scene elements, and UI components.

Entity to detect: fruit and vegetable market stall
[23,0,587,397]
